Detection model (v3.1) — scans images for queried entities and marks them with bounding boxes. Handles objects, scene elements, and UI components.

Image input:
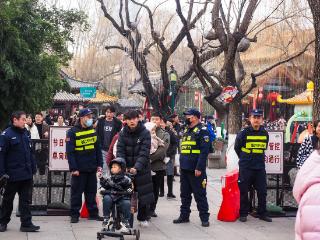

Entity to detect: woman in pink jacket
[293,149,320,240]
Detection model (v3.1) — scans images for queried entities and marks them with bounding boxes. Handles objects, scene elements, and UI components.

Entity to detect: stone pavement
[1,169,295,240]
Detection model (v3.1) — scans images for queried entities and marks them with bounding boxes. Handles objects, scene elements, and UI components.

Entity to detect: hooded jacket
[293,150,320,240]
[116,122,154,204]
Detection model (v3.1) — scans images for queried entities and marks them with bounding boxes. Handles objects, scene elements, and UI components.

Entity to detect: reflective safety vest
[241,135,268,154]
[74,128,97,151]
[181,127,201,154]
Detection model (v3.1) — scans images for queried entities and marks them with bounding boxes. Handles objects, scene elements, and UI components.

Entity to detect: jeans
[103,195,131,221]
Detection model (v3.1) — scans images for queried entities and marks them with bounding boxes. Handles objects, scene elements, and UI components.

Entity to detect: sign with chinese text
[265,131,283,174]
[80,87,96,98]
[217,86,239,103]
[49,126,71,171]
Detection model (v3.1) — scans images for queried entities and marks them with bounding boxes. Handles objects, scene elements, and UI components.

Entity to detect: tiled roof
[54,91,85,102]
[128,78,161,94]
[88,91,118,103]
[60,70,100,90]
[118,98,142,108]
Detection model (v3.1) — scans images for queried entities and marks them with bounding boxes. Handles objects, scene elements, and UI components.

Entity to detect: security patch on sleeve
[203,136,210,142]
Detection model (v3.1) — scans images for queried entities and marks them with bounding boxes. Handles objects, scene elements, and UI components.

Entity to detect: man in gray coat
[149,112,170,217]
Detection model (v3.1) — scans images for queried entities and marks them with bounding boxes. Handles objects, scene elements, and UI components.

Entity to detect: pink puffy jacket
[293,151,320,240]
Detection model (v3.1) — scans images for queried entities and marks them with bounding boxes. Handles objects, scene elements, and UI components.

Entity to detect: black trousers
[70,172,98,218]
[137,202,149,221]
[180,169,209,222]
[0,179,33,226]
[238,168,267,217]
[150,170,165,212]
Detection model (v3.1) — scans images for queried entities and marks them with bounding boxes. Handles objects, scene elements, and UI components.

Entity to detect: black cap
[251,109,263,116]
[183,108,201,119]
[79,108,93,118]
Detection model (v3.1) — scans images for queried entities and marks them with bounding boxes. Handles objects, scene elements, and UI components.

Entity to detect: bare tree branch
[239,0,258,34]
[234,0,247,32]
[252,39,315,78]
[119,0,125,29]
[105,45,126,51]
[247,0,285,35]
[97,0,124,34]
[187,0,195,23]
[212,0,228,49]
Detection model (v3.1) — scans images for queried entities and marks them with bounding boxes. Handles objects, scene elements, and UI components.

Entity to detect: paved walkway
[1,169,295,240]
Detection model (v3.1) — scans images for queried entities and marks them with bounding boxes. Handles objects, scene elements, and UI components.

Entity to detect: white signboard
[49,126,71,171]
[265,131,283,174]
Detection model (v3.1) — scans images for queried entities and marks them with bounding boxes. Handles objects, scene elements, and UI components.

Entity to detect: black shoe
[239,216,247,222]
[70,216,79,223]
[173,217,189,224]
[88,215,104,221]
[201,221,210,227]
[0,224,7,232]
[159,192,164,197]
[20,223,40,232]
[167,193,176,199]
[259,215,272,222]
[150,212,158,217]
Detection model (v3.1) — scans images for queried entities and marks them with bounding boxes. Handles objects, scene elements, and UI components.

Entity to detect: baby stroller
[0,175,9,209]
[97,174,140,240]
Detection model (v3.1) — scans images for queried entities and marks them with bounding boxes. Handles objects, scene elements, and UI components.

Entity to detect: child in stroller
[99,158,133,234]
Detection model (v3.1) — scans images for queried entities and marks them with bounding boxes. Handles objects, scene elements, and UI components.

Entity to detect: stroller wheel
[135,229,140,240]
[97,233,102,240]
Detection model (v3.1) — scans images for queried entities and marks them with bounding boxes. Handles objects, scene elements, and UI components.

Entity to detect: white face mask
[85,119,93,127]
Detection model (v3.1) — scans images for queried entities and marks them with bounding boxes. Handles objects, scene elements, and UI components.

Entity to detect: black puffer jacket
[116,122,154,205]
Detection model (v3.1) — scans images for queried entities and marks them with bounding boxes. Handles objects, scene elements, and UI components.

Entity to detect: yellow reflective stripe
[181,150,190,154]
[76,136,97,146]
[84,145,95,150]
[75,129,95,137]
[75,147,84,151]
[193,127,199,133]
[181,141,197,146]
[246,142,267,149]
[252,149,264,154]
[241,147,251,153]
[246,136,267,140]
[181,149,201,154]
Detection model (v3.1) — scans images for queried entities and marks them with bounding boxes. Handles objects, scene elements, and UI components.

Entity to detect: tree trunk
[227,99,242,134]
[309,0,320,121]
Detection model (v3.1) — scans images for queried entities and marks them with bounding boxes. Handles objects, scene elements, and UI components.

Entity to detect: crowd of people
[4,105,319,239]
[0,105,217,234]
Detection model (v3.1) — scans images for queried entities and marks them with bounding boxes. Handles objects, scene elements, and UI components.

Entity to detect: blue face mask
[85,119,93,127]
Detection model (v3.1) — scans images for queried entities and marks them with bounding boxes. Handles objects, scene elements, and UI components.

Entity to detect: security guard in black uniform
[66,109,103,223]
[173,108,210,227]
[234,109,272,223]
[0,111,40,232]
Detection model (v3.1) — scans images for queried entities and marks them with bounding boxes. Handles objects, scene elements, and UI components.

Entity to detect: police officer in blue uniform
[0,111,40,232]
[234,109,272,223]
[66,109,103,223]
[173,108,210,227]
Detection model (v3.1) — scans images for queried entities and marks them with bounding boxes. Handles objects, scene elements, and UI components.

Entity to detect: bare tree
[308,0,320,120]
[96,0,211,115]
[175,0,315,133]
